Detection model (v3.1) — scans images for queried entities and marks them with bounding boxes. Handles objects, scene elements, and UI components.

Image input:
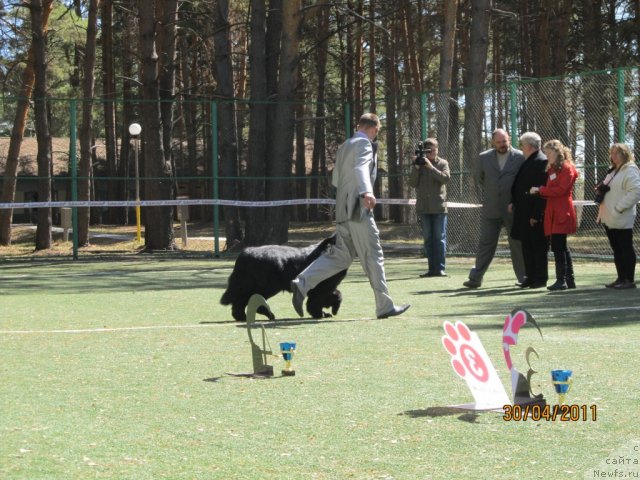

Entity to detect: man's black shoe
[463,279,481,289]
[516,280,532,288]
[377,304,411,319]
[528,282,547,289]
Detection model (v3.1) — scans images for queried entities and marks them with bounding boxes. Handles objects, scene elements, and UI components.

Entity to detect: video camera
[594,182,610,204]
[414,141,433,166]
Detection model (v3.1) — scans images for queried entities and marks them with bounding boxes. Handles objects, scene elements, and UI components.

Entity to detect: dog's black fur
[220,236,347,321]
[305,268,347,319]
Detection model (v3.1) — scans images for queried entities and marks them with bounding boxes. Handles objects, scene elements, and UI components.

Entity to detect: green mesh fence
[0,67,639,258]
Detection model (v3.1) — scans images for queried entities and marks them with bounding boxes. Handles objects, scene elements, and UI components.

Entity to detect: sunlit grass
[1,256,638,479]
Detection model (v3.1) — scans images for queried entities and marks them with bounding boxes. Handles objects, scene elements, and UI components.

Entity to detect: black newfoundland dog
[220,236,347,321]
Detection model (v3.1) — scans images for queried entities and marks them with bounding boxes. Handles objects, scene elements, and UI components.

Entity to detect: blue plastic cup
[551,369,572,394]
[280,342,296,361]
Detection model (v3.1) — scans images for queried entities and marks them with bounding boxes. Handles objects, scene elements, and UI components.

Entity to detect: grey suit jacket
[475,147,525,219]
[332,134,376,223]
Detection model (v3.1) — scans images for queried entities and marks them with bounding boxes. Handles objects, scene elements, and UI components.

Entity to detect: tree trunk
[310,4,329,221]
[353,0,364,117]
[265,0,302,244]
[101,0,119,224]
[177,33,199,221]
[118,1,135,226]
[462,0,491,203]
[244,0,269,246]
[157,0,178,166]
[30,0,53,250]
[520,0,532,79]
[384,7,401,222]
[138,0,175,250]
[582,0,607,197]
[531,0,553,139]
[402,0,422,91]
[368,0,376,112]
[213,0,243,244]
[78,0,100,247]
[294,68,306,222]
[437,0,458,159]
[549,0,572,144]
[0,0,53,246]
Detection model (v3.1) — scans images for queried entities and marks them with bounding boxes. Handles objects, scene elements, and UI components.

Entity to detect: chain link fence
[0,67,639,258]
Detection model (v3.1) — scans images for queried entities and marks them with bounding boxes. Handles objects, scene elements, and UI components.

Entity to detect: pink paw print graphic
[502,310,528,370]
[441,321,489,383]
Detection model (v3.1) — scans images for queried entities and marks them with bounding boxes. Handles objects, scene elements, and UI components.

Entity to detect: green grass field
[1,256,639,479]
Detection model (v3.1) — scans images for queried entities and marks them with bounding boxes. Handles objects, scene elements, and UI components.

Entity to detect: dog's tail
[307,234,337,262]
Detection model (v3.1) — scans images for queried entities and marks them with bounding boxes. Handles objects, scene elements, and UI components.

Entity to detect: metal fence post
[617,67,625,143]
[344,102,351,139]
[211,100,219,257]
[69,99,78,260]
[509,81,518,147]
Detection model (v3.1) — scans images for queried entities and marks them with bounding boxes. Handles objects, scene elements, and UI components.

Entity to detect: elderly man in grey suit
[291,113,410,319]
[463,129,527,288]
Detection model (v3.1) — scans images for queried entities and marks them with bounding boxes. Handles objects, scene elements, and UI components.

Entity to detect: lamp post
[128,122,142,243]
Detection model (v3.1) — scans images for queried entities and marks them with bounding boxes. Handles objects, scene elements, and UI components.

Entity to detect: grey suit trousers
[468,213,526,283]
[292,216,395,317]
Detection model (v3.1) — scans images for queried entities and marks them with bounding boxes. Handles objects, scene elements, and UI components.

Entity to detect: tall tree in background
[78,0,100,246]
[30,0,53,250]
[383,6,401,222]
[368,0,377,111]
[0,0,53,246]
[213,0,243,244]
[244,0,268,246]
[309,3,330,221]
[437,0,458,159]
[138,0,177,250]
[265,0,303,243]
[582,0,609,195]
[157,0,178,171]
[462,0,491,202]
[117,0,136,226]
[101,0,119,224]
[634,0,640,162]
[353,0,364,118]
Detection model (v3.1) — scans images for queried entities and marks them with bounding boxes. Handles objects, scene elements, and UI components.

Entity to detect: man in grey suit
[463,129,527,288]
[291,113,410,319]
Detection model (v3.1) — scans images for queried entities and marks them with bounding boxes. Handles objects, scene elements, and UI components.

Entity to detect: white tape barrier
[0,198,601,209]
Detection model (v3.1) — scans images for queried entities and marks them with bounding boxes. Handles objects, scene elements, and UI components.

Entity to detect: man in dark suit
[290,113,410,319]
[463,129,526,288]
[510,132,549,288]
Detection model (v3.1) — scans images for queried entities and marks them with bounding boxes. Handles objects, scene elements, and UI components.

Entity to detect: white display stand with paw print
[441,320,511,410]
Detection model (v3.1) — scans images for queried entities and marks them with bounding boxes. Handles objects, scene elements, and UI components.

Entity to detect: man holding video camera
[409,138,451,277]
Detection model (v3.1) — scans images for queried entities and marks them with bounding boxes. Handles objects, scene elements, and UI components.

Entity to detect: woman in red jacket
[529,139,579,291]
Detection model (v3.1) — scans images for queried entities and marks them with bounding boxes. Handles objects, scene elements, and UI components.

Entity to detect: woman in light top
[596,143,640,289]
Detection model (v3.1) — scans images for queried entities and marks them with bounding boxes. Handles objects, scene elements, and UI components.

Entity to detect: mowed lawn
[1,256,639,479]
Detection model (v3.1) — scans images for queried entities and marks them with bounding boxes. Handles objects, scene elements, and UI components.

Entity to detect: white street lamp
[128,123,142,243]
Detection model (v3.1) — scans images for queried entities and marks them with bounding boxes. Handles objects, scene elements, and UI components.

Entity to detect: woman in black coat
[509,132,549,288]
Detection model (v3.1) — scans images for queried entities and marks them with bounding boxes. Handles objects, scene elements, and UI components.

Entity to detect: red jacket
[538,163,578,235]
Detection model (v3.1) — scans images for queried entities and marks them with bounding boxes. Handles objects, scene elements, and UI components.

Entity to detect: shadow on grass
[0,260,233,295]
[229,317,365,328]
[400,407,480,423]
[412,284,640,331]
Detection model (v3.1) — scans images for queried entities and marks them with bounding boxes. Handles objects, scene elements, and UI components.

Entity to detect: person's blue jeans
[419,213,447,273]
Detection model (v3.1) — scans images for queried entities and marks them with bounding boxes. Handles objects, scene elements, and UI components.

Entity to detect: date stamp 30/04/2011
[502,404,597,422]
